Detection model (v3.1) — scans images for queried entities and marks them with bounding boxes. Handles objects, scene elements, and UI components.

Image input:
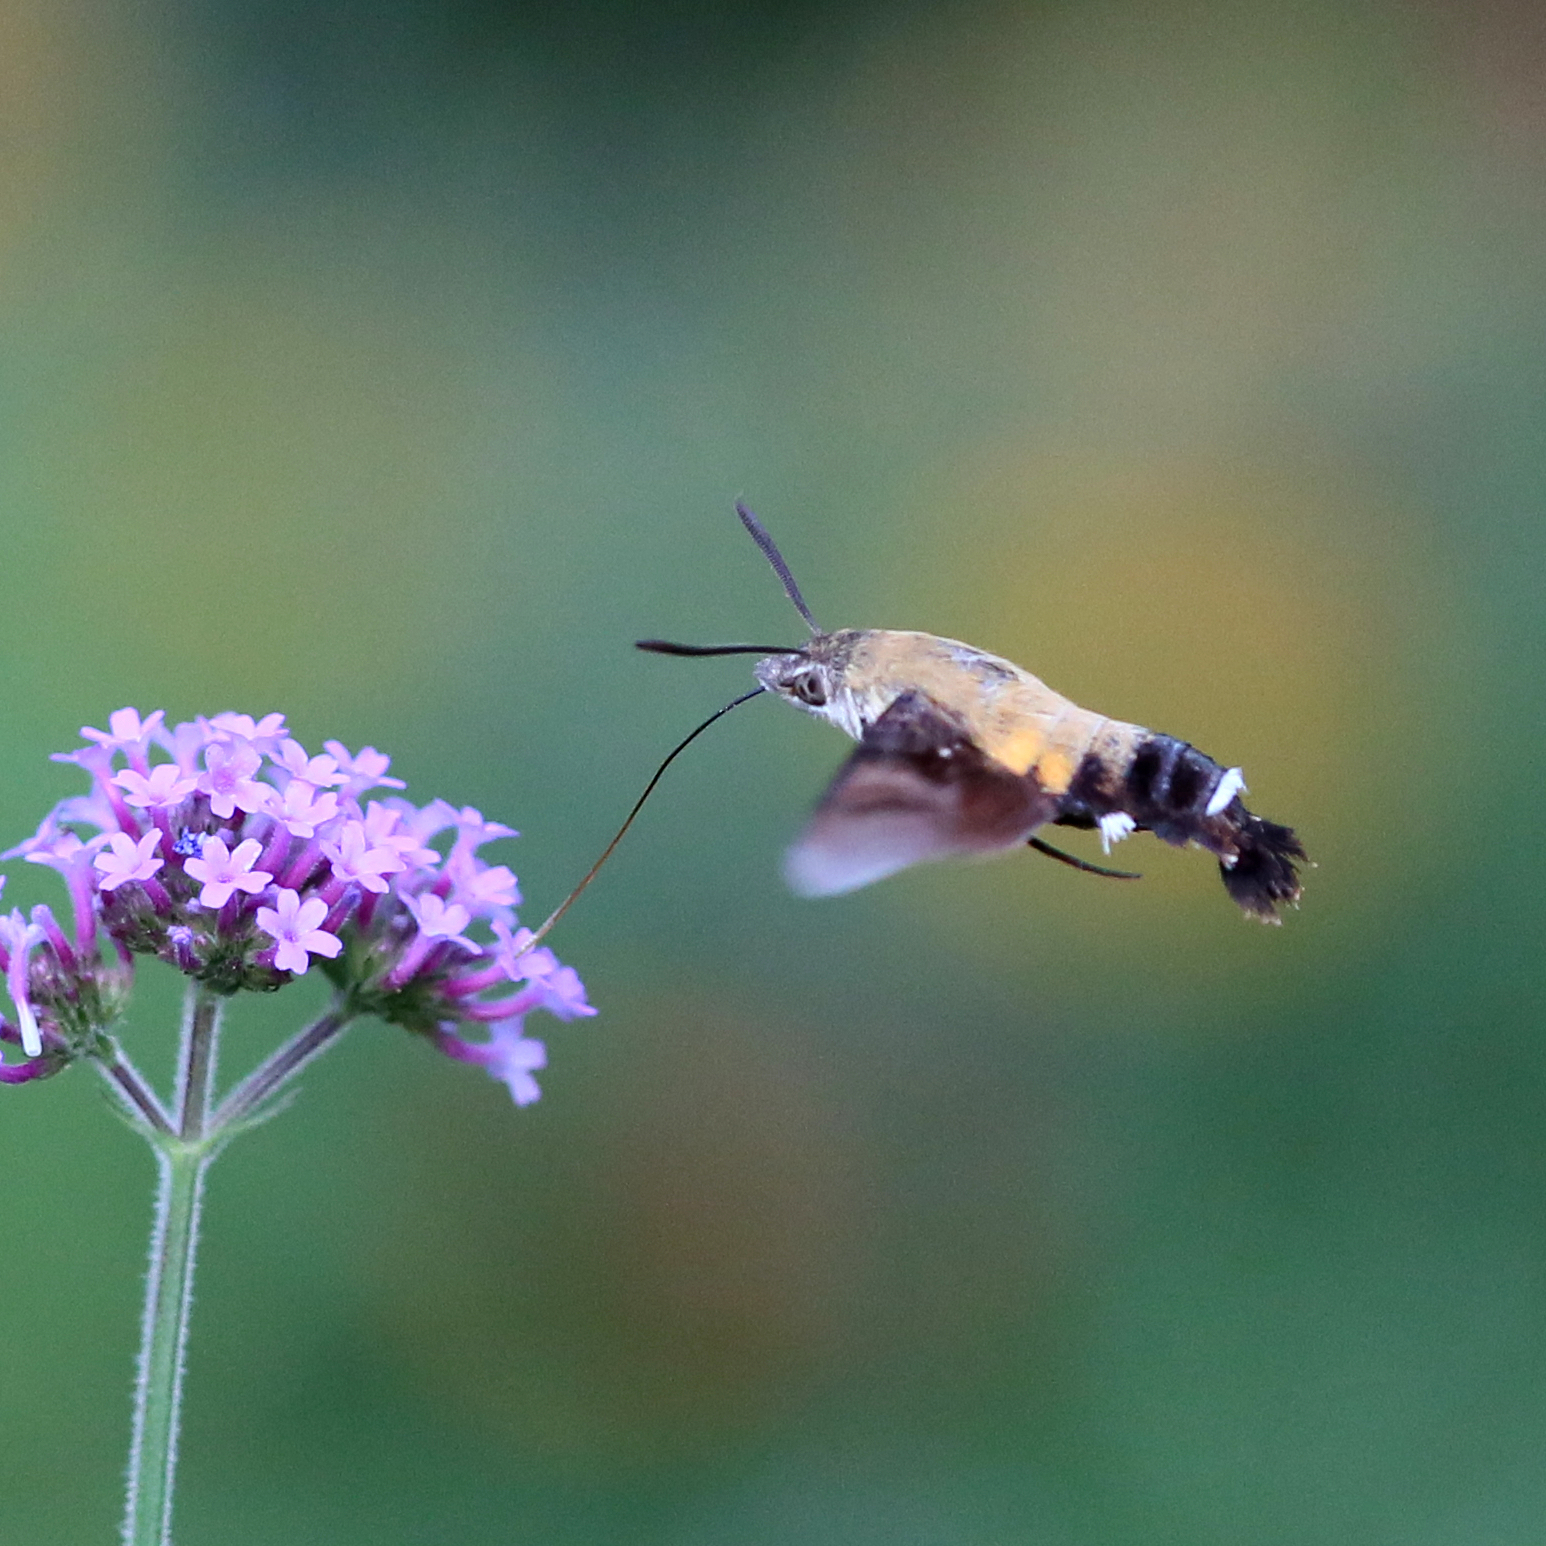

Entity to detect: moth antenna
[1027,836,1141,881]
[735,501,821,635]
[636,640,805,657]
[511,687,767,960]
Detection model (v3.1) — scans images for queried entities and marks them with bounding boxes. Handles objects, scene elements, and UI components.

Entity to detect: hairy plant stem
[122,985,221,1546]
[213,1000,353,1130]
[98,1043,174,1137]
[118,990,354,1544]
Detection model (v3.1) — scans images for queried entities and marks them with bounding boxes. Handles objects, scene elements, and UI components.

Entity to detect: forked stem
[115,986,360,1544]
[213,1000,353,1130]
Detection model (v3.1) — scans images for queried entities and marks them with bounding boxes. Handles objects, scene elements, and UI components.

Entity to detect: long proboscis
[511,687,767,960]
[636,640,802,657]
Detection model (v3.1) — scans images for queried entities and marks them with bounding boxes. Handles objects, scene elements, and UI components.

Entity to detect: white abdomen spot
[1206,767,1247,816]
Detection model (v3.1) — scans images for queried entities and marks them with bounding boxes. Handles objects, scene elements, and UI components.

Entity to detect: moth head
[755,631,865,735]
[636,501,863,731]
[754,649,827,707]
[638,500,832,699]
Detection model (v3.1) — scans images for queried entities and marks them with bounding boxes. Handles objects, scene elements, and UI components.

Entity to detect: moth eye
[792,672,828,707]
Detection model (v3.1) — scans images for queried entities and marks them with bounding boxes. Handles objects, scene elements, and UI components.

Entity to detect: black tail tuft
[1220,815,1306,924]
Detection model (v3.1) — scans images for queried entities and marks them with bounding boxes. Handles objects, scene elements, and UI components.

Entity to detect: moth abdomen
[1065,735,1236,828]
[1062,733,1305,922]
[1120,736,1226,826]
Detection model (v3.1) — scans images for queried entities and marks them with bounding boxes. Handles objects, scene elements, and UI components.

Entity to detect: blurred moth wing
[784,691,1059,895]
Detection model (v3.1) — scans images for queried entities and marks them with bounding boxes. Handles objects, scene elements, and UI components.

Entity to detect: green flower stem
[212,999,353,1131]
[126,1143,207,1546]
[123,985,223,1546]
[117,989,355,1544]
[97,1044,175,1138]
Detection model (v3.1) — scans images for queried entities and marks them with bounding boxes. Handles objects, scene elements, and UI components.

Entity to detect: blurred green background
[3,0,1545,1541]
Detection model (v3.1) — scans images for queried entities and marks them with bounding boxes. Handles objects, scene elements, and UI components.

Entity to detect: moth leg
[1026,836,1140,880]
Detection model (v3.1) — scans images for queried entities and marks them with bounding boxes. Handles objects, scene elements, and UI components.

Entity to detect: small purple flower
[255,889,342,975]
[264,780,341,839]
[184,837,272,909]
[82,709,166,771]
[485,1028,547,1106]
[323,741,406,794]
[448,854,520,916]
[28,829,99,870]
[492,921,558,983]
[383,890,478,990]
[362,801,438,866]
[114,764,200,810]
[449,807,518,854]
[94,831,166,892]
[199,739,269,820]
[207,712,287,749]
[318,821,405,895]
[272,739,346,788]
[536,965,595,1022]
[441,1021,548,1106]
[7,824,103,954]
[4,813,81,865]
[403,892,476,947]
[166,924,200,973]
[82,707,166,748]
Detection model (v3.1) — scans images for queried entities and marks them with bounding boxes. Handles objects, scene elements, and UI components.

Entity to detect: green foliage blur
[3,2,1544,1541]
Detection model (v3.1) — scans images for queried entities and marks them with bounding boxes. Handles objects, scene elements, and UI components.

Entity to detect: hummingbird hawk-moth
[636,503,1306,922]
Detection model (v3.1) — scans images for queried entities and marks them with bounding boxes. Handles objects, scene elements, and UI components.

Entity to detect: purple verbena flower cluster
[0,709,593,1104]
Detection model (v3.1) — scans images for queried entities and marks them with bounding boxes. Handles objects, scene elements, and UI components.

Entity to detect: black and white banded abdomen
[1057,732,1306,922]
